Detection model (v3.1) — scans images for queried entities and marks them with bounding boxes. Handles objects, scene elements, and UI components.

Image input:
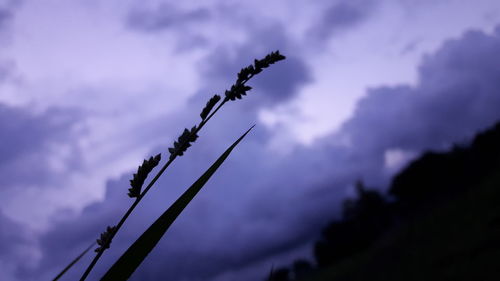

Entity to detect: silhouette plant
[50,51,286,280]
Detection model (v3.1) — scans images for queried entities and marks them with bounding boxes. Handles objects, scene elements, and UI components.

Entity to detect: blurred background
[1,0,500,280]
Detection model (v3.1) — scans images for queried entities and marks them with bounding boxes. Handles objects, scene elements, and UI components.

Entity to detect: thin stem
[53,242,96,281]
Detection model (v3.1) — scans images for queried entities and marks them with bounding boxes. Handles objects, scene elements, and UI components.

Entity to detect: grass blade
[101,125,255,281]
[52,242,96,281]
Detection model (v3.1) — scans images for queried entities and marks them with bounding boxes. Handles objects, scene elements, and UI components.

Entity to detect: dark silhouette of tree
[268,121,500,280]
[292,259,313,279]
[389,121,500,214]
[269,267,290,281]
[314,180,391,267]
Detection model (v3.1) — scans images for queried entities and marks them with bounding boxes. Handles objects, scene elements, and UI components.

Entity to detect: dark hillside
[305,121,500,281]
[270,121,500,281]
[306,165,500,281]
[390,122,500,213]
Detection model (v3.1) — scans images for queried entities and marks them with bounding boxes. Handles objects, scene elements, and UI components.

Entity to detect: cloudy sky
[1,0,500,280]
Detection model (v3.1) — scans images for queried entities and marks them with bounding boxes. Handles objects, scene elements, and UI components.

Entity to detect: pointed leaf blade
[101,125,255,281]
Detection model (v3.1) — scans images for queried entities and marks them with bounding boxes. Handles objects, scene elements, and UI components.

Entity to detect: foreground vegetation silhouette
[52,51,286,281]
[268,121,500,281]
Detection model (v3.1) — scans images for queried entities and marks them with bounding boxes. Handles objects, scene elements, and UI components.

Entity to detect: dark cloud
[0,60,14,82]
[400,39,422,55]
[340,28,500,159]
[16,26,500,281]
[0,7,12,29]
[0,0,20,30]
[0,1,19,77]
[192,23,312,108]
[0,103,83,188]
[308,0,378,41]
[126,4,210,32]
[24,176,131,281]
[0,210,36,281]
[125,3,212,52]
[0,210,32,259]
[0,0,22,45]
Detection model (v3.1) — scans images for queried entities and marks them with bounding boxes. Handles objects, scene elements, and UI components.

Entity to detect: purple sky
[1,0,500,280]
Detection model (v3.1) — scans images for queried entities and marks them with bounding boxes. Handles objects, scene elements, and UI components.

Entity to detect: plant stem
[53,242,96,281]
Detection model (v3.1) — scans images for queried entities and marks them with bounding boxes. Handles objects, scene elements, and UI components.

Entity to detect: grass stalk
[78,51,286,280]
[52,242,96,281]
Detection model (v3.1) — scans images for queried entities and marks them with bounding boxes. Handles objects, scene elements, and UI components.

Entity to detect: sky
[1,0,500,280]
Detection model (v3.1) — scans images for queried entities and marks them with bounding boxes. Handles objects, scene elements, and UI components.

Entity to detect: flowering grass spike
[128,154,162,198]
[95,226,117,252]
[200,94,221,120]
[168,126,199,160]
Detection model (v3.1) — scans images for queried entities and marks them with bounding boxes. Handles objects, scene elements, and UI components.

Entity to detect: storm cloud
[192,23,312,109]
[0,210,37,281]
[0,1,499,281]
[308,0,378,41]
[341,28,500,159]
[126,3,211,32]
[22,26,500,281]
[0,103,82,188]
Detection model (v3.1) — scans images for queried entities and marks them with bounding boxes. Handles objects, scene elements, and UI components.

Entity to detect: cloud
[0,0,20,31]
[0,103,83,188]
[192,23,312,108]
[125,2,212,51]
[126,3,211,32]
[0,101,87,233]
[0,7,12,29]
[0,210,37,281]
[340,28,500,160]
[9,23,500,281]
[25,176,130,281]
[0,59,14,82]
[308,0,378,41]
[0,0,22,45]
